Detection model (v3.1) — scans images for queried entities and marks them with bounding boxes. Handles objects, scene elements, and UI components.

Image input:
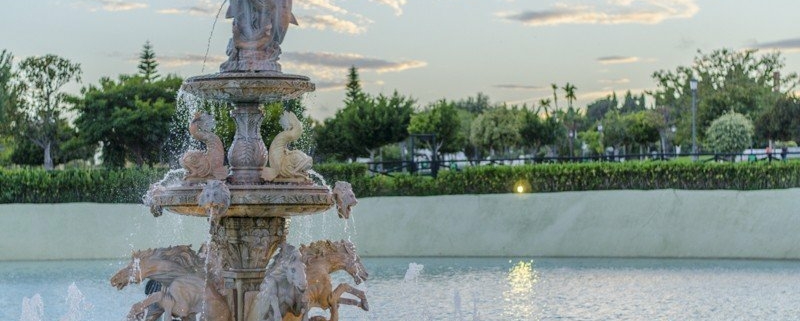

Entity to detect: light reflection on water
[3,258,800,320]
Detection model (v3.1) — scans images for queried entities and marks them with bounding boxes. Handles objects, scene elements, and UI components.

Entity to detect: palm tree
[538,98,552,117]
[563,82,577,109]
[551,83,559,110]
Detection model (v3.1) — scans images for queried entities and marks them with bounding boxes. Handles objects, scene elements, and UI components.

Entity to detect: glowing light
[516,185,525,193]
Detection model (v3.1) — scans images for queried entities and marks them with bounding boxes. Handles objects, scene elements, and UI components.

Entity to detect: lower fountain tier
[153,184,334,217]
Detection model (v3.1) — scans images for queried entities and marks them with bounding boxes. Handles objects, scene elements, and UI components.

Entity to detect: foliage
[408,99,463,155]
[453,92,491,114]
[14,54,82,170]
[72,74,182,167]
[138,41,159,82]
[10,118,93,166]
[705,112,754,153]
[6,161,800,203]
[754,96,800,143]
[650,48,798,145]
[469,106,521,155]
[562,82,577,108]
[586,93,617,124]
[519,107,559,154]
[625,110,663,149]
[0,167,167,203]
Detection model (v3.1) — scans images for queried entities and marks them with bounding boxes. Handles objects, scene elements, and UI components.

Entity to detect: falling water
[59,283,92,321]
[19,284,92,321]
[19,294,43,321]
[453,289,463,320]
[201,0,229,73]
[403,262,424,282]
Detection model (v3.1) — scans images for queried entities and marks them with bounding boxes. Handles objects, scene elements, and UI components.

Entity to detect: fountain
[125,1,366,320]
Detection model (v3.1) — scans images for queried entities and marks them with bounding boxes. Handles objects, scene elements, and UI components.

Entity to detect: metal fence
[364,150,800,177]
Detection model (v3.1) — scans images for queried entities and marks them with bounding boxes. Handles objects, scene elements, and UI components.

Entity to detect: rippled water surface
[3,258,800,320]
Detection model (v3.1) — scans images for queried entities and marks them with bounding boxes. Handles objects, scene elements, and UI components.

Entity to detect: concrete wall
[2,189,800,260]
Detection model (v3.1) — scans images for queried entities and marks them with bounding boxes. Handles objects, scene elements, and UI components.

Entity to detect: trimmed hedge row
[2,161,800,203]
[344,161,800,197]
[0,167,167,203]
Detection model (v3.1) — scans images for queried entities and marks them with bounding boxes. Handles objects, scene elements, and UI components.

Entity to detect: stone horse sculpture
[262,111,312,183]
[246,243,308,321]
[283,240,369,321]
[180,112,228,183]
[110,245,232,321]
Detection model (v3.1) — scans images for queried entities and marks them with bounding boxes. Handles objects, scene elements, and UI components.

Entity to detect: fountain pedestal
[212,217,288,321]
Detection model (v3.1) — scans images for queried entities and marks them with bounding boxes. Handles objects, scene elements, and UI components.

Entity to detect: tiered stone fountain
[123,1,364,320]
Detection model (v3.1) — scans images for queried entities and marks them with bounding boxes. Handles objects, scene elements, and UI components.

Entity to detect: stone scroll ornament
[180,112,229,182]
[221,0,298,73]
[261,111,313,183]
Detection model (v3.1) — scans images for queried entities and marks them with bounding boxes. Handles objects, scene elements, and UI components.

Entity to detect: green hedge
[344,161,800,197]
[0,167,168,203]
[2,162,800,203]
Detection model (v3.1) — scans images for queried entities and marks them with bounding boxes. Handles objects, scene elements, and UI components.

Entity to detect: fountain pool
[6,257,800,320]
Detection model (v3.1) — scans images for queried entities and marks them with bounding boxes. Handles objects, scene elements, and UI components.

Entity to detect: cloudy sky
[1,0,799,120]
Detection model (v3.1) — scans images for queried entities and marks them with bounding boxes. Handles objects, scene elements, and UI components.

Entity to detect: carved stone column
[211,217,288,321]
[228,102,268,185]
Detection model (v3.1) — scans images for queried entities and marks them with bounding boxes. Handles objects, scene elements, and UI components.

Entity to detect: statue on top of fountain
[262,111,312,183]
[222,0,298,73]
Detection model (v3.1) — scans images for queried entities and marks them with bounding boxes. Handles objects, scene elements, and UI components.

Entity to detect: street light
[690,78,698,161]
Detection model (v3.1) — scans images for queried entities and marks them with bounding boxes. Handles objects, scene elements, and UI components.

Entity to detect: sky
[1,0,799,120]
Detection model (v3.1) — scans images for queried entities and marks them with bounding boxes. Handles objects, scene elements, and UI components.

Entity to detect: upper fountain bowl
[181,72,315,103]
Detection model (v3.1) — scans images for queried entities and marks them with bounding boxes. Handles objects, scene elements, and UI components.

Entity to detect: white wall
[2,189,800,260]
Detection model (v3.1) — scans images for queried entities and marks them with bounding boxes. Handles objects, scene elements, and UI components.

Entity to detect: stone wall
[2,189,800,260]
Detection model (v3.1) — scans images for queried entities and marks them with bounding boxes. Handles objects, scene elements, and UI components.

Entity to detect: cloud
[497,0,699,26]
[315,80,348,91]
[751,38,800,53]
[283,51,426,73]
[494,84,545,90]
[298,15,368,34]
[597,56,640,64]
[157,54,227,67]
[156,0,221,16]
[76,0,148,12]
[599,78,631,85]
[297,0,349,14]
[370,0,407,15]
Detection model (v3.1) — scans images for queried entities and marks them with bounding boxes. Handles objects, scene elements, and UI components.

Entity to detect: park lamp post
[690,78,698,162]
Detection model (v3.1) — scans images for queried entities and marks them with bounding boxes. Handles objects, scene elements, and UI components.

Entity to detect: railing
[364,151,799,177]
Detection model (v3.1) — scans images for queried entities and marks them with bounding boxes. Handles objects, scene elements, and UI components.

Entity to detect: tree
[562,82,577,109]
[344,66,365,104]
[705,112,754,153]
[519,106,559,156]
[15,54,82,170]
[469,106,522,156]
[650,48,798,143]
[625,110,663,153]
[72,74,182,167]
[408,99,463,156]
[343,91,415,160]
[586,94,617,124]
[0,50,18,130]
[138,41,159,82]
[0,50,18,163]
[454,92,491,114]
[551,83,559,110]
[754,96,800,144]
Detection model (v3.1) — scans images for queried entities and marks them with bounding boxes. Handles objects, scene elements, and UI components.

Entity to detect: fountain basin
[181,72,315,103]
[152,184,334,217]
